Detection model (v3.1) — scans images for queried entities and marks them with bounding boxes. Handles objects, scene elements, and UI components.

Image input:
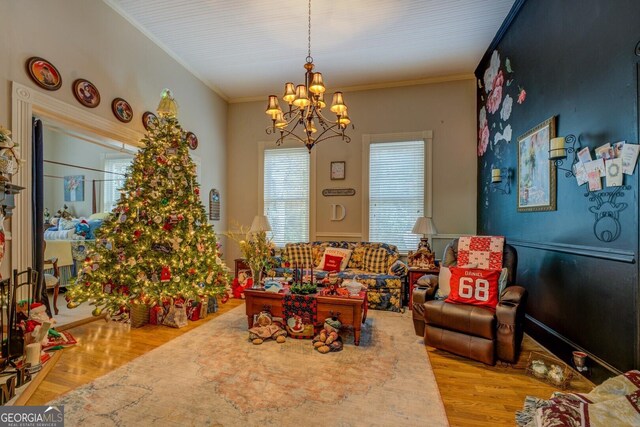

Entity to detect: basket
[526,351,574,389]
[130,303,150,328]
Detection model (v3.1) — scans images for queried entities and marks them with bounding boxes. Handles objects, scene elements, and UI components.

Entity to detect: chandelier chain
[307,0,312,61]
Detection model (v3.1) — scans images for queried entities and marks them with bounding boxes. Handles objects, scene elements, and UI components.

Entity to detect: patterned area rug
[50,306,448,427]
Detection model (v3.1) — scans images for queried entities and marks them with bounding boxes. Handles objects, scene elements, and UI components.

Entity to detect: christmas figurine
[160,266,171,282]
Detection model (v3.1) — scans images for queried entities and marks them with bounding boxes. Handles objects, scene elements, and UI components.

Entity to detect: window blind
[369,140,425,252]
[264,147,309,247]
[103,157,131,212]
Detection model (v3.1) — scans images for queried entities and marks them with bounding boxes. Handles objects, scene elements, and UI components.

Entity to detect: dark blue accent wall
[476,0,640,380]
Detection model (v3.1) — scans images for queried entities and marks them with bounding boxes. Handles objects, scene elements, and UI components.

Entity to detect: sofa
[269,241,408,312]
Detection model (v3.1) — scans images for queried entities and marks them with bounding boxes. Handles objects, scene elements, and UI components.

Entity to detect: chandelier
[265,0,353,152]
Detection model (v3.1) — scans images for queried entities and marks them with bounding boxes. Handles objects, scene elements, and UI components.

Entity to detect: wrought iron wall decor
[491,167,512,194]
[550,134,578,177]
[585,185,630,243]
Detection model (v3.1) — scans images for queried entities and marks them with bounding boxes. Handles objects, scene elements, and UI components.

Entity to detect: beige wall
[227,78,477,261]
[0,0,227,276]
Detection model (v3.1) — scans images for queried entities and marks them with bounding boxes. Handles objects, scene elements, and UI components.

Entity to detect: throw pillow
[435,266,452,299]
[446,267,501,309]
[347,245,365,269]
[457,236,505,270]
[284,244,313,267]
[321,254,343,272]
[317,247,352,271]
[362,248,388,274]
[89,212,112,221]
[58,218,78,231]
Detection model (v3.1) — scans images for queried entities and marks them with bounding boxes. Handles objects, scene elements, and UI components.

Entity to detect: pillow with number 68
[445,267,501,309]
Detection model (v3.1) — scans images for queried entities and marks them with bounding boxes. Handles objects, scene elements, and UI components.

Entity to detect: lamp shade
[549,137,567,160]
[338,109,351,127]
[330,92,346,114]
[293,85,310,108]
[265,95,281,117]
[249,215,272,233]
[309,72,325,94]
[411,217,437,236]
[283,82,296,103]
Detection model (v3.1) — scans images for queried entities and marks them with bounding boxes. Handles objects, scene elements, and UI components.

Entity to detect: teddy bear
[312,316,343,354]
[248,311,287,345]
[231,270,253,299]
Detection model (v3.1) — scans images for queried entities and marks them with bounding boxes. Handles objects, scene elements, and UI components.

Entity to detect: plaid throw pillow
[284,244,313,267]
[363,248,388,274]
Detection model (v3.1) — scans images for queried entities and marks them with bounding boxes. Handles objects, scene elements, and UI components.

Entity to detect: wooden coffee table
[244,289,368,345]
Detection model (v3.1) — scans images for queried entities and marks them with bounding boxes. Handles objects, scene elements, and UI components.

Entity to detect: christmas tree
[67,90,229,317]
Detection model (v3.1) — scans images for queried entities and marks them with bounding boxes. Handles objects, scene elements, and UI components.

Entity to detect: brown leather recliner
[412,238,527,365]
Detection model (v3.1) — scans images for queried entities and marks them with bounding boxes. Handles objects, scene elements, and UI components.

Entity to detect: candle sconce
[549,134,578,177]
[491,167,512,195]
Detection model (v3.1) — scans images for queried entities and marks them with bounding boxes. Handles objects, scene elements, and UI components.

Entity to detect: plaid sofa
[269,241,408,312]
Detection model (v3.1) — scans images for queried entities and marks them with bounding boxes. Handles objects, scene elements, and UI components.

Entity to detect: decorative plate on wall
[112,98,133,123]
[72,79,100,108]
[26,57,62,91]
[186,132,198,150]
[142,111,158,131]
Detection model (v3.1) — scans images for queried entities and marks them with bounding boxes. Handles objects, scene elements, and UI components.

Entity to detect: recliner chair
[412,238,527,365]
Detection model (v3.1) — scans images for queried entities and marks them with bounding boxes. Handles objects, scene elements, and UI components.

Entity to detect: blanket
[517,370,640,426]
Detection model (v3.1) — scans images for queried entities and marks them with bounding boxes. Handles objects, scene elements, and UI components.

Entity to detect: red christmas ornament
[163,222,173,231]
[160,266,171,282]
[188,268,196,275]
[134,229,142,240]
[221,292,229,304]
[194,188,200,195]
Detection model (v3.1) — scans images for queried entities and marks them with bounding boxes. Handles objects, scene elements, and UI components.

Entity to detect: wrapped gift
[149,306,164,325]
[207,296,218,314]
[163,302,188,328]
[200,297,208,319]
[187,299,200,321]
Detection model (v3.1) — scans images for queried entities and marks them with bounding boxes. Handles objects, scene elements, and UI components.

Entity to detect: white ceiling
[106,0,515,101]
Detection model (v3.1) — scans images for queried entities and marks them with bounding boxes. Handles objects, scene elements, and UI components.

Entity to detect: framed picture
[72,79,100,108]
[186,132,198,150]
[26,57,62,91]
[330,161,345,180]
[517,116,557,212]
[142,111,157,131]
[64,175,84,202]
[112,98,133,123]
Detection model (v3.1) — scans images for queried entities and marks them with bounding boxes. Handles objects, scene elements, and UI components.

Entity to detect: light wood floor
[28,301,594,426]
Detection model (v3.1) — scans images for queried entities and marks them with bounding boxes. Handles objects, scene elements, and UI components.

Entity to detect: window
[368,140,425,253]
[263,147,310,246]
[103,156,132,212]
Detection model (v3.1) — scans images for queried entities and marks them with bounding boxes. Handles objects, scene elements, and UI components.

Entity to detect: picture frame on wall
[72,79,100,108]
[142,111,158,131]
[517,116,557,212]
[186,132,198,150]
[63,175,84,202]
[330,161,345,180]
[26,57,62,91]
[112,98,133,123]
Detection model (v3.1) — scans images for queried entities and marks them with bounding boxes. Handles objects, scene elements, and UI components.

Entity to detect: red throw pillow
[322,254,343,272]
[445,267,501,309]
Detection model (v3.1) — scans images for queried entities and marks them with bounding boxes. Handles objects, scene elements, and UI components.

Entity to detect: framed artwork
[186,132,198,150]
[517,116,557,212]
[142,111,157,131]
[72,79,100,108]
[112,98,133,123]
[209,189,220,221]
[330,161,345,180]
[26,57,62,91]
[64,175,84,202]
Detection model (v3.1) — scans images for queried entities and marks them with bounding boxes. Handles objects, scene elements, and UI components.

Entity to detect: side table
[407,266,440,310]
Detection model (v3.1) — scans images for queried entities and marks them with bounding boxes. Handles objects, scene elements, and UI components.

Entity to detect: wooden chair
[43,241,60,315]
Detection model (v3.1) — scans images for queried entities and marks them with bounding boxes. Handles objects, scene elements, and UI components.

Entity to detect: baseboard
[57,313,107,332]
[525,315,621,384]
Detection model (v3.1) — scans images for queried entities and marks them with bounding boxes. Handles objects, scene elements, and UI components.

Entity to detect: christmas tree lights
[67,90,229,317]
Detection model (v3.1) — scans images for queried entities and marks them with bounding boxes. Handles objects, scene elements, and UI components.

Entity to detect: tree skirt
[50,306,449,427]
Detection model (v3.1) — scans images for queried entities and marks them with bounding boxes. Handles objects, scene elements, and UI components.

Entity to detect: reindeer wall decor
[586,185,631,242]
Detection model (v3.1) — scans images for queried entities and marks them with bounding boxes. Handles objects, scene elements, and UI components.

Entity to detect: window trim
[361,131,433,252]
[257,140,317,244]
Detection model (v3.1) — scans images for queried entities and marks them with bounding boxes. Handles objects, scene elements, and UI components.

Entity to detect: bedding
[44,229,76,240]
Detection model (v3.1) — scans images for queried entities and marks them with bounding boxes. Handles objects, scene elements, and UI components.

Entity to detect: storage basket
[526,351,574,389]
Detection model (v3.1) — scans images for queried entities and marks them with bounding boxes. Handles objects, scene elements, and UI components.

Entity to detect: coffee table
[244,289,368,345]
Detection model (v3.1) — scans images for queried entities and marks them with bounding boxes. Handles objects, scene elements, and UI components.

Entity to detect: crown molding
[102,0,229,102]
[228,73,475,104]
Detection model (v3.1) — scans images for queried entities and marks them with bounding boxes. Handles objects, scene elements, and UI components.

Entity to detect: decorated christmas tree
[67,90,229,317]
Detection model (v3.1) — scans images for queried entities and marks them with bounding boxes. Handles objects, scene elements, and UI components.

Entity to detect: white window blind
[103,157,132,212]
[369,140,425,252]
[264,147,309,246]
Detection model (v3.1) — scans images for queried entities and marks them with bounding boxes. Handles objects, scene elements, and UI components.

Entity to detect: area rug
[50,305,449,427]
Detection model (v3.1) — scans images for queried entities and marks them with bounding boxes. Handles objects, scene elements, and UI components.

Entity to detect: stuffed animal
[231,270,253,299]
[75,219,91,239]
[248,311,287,345]
[312,316,343,354]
